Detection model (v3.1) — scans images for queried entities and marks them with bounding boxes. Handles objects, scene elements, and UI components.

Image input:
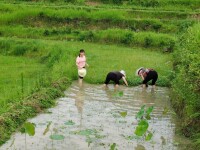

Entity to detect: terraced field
[0,0,199,148]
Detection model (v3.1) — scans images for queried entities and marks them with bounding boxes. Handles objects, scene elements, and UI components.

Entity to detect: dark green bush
[12,44,29,56]
[121,33,133,45]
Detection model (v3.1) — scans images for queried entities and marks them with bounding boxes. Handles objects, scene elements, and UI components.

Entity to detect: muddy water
[1,82,190,150]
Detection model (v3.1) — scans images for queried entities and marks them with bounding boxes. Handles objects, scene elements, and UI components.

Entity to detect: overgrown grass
[0,25,177,51]
[171,23,200,149]
[0,55,46,114]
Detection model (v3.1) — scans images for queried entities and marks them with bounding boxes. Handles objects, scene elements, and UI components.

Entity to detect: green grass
[0,55,47,114]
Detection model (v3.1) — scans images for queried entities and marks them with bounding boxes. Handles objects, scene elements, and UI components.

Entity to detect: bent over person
[104,70,128,88]
[136,67,158,88]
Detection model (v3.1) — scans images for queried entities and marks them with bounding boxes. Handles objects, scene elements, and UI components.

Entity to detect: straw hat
[78,68,87,77]
[136,67,144,76]
[120,70,126,77]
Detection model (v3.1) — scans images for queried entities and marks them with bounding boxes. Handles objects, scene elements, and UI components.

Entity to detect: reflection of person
[104,70,128,88]
[76,49,89,85]
[75,86,85,128]
[136,67,158,88]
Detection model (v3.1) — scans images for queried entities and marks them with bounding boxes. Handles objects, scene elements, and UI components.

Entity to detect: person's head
[136,67,145,76]
[79,49,85,57]
[120,70,126,77]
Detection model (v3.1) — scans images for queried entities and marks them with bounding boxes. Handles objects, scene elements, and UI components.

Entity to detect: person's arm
[139,74,146,88]
[140,74,144,81]
[122,76,128,86]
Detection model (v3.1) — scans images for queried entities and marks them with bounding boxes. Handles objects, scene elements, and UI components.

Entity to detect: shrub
[172,23,200,141]
[12,44,29,56]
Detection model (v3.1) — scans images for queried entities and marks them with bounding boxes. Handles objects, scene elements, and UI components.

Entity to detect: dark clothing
[79,76,83,79]
[143,70,158,86]
[104,72,124,85]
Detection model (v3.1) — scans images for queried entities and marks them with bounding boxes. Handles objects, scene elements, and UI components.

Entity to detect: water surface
[1,82,190,150]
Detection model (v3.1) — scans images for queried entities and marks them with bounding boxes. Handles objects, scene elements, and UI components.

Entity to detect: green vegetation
[171,23,200,148]
[0,0,199,148]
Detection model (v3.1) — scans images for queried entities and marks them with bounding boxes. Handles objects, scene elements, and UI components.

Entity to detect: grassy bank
[171,23,200,148]
[0,55,46,114]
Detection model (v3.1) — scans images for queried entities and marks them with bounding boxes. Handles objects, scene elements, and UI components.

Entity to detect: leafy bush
[172,23,200,142]
[12,44,29,56]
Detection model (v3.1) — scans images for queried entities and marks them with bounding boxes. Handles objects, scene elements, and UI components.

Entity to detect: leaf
[50,134,65,140]
[64,120,75,125]
[136,105,145,119]
[145,132,153,141]
[73,129,97,136]
[134,120,149,136]
[118,91,123,97]
[86,136,96,147]
[24,122,35,136]
[146,106,154,116]
[113,91,123,97]
[125,135,140,140]
[162,107,169,116]
[43,121,52,135]
[110,143,116,150]
[120,111,127,118]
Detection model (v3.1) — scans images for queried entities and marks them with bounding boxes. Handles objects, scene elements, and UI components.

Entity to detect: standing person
[76,49,89,85]
[136,67,158,88]
[104,70,128,88]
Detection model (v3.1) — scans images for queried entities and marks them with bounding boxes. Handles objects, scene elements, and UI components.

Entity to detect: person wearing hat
[136,67,158,88]
[76,49,89,85]
[104,70,128,88]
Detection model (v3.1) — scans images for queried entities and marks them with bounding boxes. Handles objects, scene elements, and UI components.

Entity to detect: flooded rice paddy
[1,82,190,150]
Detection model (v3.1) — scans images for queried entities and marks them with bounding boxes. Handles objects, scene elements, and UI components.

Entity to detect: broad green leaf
[136,105,145,119]
[113,91,123,97]
[43,122,52,135]
[73,129,97,136]
[24,122,35,136]
[134,120,149,136]
[146,106,154,116]
[145,132,153,141]
[120,111,127,118]
[118,91,123,97]
[64,120,75,125]
[50,134,65,140]
[110,143,116,150]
